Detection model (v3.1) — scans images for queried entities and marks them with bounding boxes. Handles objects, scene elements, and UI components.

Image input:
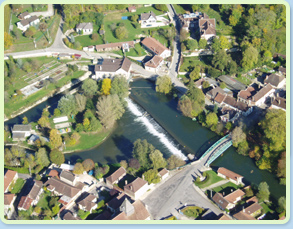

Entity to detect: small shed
[53,116,69,124]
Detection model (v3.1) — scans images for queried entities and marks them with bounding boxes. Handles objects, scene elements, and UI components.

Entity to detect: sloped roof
[212,193,230,210]
[18,196,33,210]
[19,16,39,26]
[217,167,243,181]
[60,170,75,183]
[106,167,126,184]
[158,168,168,177]
[199,18,216,36]
[76,22,93,30]
[144,55,163,68]
[63,211,80,220]
[252,84,274,102]
[223,95,237,108]
[28,180,43,200]
[141,11,157,20]
[264,74,285,87]
[124,177,148,194]
[214,93,225,104]
[238,87,256,100]
[244,203,263,215]
[12,124,31,132]
[233,211,256,220]
[94,58,131,73]
[44,177,81,198]
[4,193,16,205]
[206,87,226,99]
[107,193,127,210]
[224,189,245,203]
[271,97,286,110]
[113,200,150,220]
[141,37,169,56]
[218,213,232,220]
[4,170,17,192]
[246,196,258,204]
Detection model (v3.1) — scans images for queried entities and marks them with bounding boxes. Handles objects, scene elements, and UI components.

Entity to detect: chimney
[142,175,145,180]
[125,180,128,185]
[112,59,115,63]
[100,66,102,70]
[242,206,245,213]
[278,99,281,105]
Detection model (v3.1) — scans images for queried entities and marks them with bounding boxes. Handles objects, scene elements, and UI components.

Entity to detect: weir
[125,98,187,160]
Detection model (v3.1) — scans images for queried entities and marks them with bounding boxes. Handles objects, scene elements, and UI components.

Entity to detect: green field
[5,70,85,118]
[64,130,112,152]
[194,170,224,189]
[4,5,11,33]
[173,4,187,14]
[74,33,104,47]
[113,43,147,57]
[236,75,252,86]
[179,56,206,72]
[212,182,239,193]
[10,178,26,194]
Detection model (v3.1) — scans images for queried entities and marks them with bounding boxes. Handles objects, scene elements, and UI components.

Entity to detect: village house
[194,78,205,89]
[141,37,171,59]
[60,170,77,186]
[251,84,275,107]
[95,41,135,53]
[233,211,256,220]
[270,96,286,111]
[198,14,216,41]
[124,177,149,200]
[4,193,17,218]
[107,193,128,214]
[83,46,95,52]
[264,73,286,89]
[143,55,164,72]
[4,170,18,193]
[128,6,136,12]
[76,193,97,213]
[48,169,60,179]
[217,167,244,185]
[206,86,232,101]
[93,57,132,79]
[243,203,263,217]
[140,11,157,28]
[223,189,245,205]
[44,177,83,207]
[17,15,40,31]
[212,193,235,210]
[76,22,93,34]
[246,196,259,205]
[158,168,169,180]
[218,75,246,91]
[62,211,81,220]
[113,199,151,220]
[218,213,232,220]
[12,124,32,141]
[237,86,257,105]
[278,66,286,76]
[18,180,43,211]
[18,11,31,20]
[105,167,127,188]
[178,12,202,32]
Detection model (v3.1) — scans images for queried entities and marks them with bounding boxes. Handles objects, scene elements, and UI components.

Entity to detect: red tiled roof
[4,193,16,205]
[233,211,256,220]
[141,37,169,56]
[4,170,17,192]
[124,177,148,194]
[18,196,33,210]
[224,189,245,203]
[113,200,150,220]
[144,55,163,68]
[105,167,126,184]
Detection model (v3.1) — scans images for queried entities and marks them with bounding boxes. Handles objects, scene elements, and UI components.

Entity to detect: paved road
[167,4,188,95]
[30,4,54,17]
[142,162,222,220]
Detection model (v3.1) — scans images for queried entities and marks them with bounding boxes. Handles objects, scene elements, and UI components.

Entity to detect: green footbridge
[199,134,233,166]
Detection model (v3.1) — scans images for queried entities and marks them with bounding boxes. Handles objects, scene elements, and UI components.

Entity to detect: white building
[140,11,157,28]
[124,177,149,200]
[12,124,32,141]
[144,55,164,72]
[17,15,40,31]
[76,22,93,35]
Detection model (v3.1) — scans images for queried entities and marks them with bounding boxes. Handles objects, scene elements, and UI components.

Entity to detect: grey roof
[12,132,26,140]
[119,198,135,216]
[44,177,81,198]
[76,22,93,30]
[12,124,31,132]
[94,57,131,73]
[28,180,43,200]
[141,11,157,20]
[206,87,226,99]
[19,16,39,26]
[60,170,75,182]
[218,75,246,91]
[264,73,285,87]
[29,134,39,142]
[19,11,30,19]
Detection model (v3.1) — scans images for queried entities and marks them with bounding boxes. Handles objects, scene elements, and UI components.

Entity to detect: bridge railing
[199,134,230,160]
[205,140,233,166]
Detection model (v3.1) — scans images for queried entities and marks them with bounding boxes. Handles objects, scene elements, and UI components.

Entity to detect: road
[167,4,188,95]
[142,162,222,220]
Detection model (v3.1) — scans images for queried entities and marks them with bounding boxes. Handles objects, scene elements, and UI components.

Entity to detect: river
[4,79,285,201]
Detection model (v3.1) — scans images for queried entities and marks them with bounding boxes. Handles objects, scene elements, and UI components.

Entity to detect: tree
[22,116,28,124]
[58,94,77,116]
[241,46,259,71]
[110,76,129,99]
[219,36,230,50]
[211,37,221,53]
[4,32,13,49]
[277,151,286,179]
[73,162,84,174]
[232,126,246,147]
[143,169,160,184]
[187,85,205,106]
[205,112,218,128]
[154,4,168,12]
[180,29,189,42]
[54,108,61,117]
[75,94,87,112]
[132,139,155,169]
[189,66,201,81]
[149,149,167,170]
[167,155,186,170]
[49,149,65,166]
[115,26,128,39]
[96,95,125,129]
[83,117,91,131]
[49,129,62,149]
[91,33,98,41]
[52,205,60,216]
[82,78,98,97]
[202,81,210,89]
[74,41,81,50]
[260,109,286,151]
[186,39,198,51]
[278,196,286,212]
[199,39,207,49]
[128,158,141,170]
[82,159,95,171]
[178,96,192,118]
[35,148,50,167]
[212,49,229,71]
[120,160,128,169]
[37,116,50,128]
[101,78,111,95]
[130,14,139,22]
[155,75,172,94]
[24,27,37,38]
[227,60,237,75]
[256,182,270,202]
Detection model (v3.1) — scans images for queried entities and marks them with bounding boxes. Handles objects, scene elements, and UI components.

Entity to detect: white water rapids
[125,98,187,160]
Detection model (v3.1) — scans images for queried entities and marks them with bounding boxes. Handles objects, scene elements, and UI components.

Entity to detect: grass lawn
[4,5,11,33]
[173,4,187,14]
[194,170,224,189]
[113,43,147,57]
[37,192,51,210]
[21,4,48,13]
[181,206,205,219]
[236,75,252,86]
[10,178,26,194]
[65,130,111,152]
[180,56,206,72]
[4,166,30,174]
[74,33,104,47]
[205,8,233,36]
[260,203,274,214]
[78,209,91,220]
[212,182,239,194]
[5,70,85,118]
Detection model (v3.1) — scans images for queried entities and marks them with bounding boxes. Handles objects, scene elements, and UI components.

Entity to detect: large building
[141,37,171,59]
[93,58,132,79]
[198,14,216,40]
[140,11,157,28]
[124,177,149,200]
[17,14,40,31]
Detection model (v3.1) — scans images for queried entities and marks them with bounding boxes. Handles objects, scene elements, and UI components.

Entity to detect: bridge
[199,134,233,167]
